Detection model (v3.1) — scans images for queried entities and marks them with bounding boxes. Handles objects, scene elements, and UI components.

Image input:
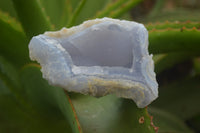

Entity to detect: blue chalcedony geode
[28,17,158,108]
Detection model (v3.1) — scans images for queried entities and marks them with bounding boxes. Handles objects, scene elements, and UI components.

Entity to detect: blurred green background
[0,0,200,132]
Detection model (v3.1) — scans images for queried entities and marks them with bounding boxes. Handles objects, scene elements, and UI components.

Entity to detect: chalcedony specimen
[29,17,158,108]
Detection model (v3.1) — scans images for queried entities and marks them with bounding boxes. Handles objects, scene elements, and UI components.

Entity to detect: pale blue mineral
[28,17,158,108]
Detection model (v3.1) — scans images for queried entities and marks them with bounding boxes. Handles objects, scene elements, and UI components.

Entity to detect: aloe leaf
[20,64,82,133]
[144,8,200,23]
[0,55,25,101]
[39,0,68,29]
[147,22,200,55]
[60,0,87,27]
[109,0,143,18]
[95,0,129,18]
[0,57,71,132]
[0,76,11,94]
[151,77,200,120]
[94,0,142,18]
[0,56,37,117]
[0,56,20,88]
[70,94,156,133]
[0,10,29,67]
[67,0,87,27]
[0,0,17,18]
[149,28,200,54]
[149,107,193,133]
[146,21,200,31]
[11,0,52,38]
[154,52,200,74]
[0,94,72,133]
[73,0,108,25]
[60,0,74,27]
[147,0,165,18]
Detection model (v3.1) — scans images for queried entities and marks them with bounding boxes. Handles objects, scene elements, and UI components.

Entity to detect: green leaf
[0,10,29,67]
[12,0,52,38]
[70,94,156,133]
[147,0,165,18]
[0,58,71,133]
[0,56,25,104]
[0,76,11,94]
[154,52,200,74]
[0,56,20,88]
[73,0,109,25]
[144,8,200,23]
[67,0,87,27]
[108,0,143,18]
[20,64,82,133]
[151,76,200,120]
[149,28,200,54]
[0,94,71,133]
[0,0,17,18]
[95,0,142,18]
[95,0,130,18]
[0,56,38,120]
[39,0,69,29]
[145,21,200,31]
[149,107,193,133]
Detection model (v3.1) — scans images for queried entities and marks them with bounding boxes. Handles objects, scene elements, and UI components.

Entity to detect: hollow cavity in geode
[60,23,133,68]
[28,17,158,108]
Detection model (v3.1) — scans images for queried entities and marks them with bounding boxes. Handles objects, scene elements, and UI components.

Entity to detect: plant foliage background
[0,0,200,132]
